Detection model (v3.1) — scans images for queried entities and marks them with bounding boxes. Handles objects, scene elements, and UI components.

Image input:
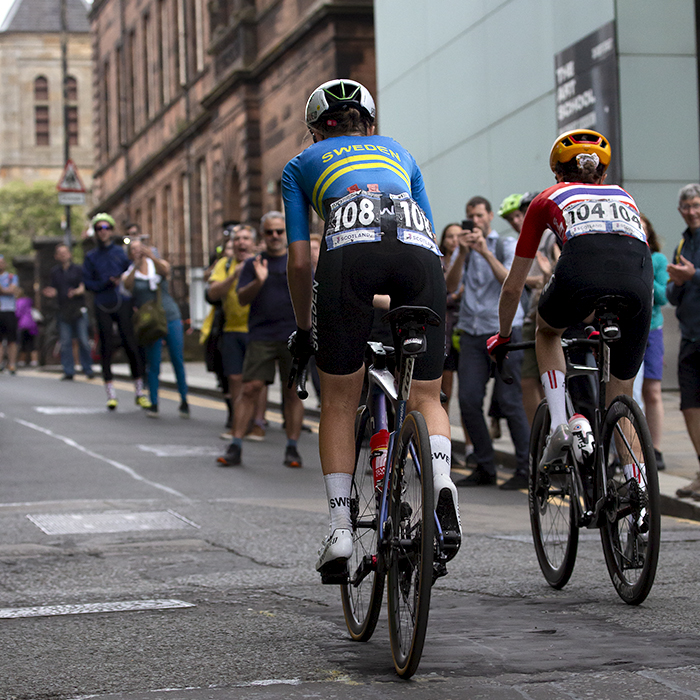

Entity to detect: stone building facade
[90,0,375,322]
[0,0,93,188]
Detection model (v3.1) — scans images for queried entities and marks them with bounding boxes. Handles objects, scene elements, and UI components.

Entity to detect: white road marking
[0,599,195,619]
[137,444,222,457]
[34,407,106,415]
[14,419,189,500]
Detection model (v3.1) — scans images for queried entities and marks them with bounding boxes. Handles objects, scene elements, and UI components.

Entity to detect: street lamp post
[60,0,72,248]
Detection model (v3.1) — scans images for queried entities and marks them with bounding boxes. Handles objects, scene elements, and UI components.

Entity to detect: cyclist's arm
[282,159,313,330]
[410,163,436,232]
[287,240,313,331]
[498,255,532,338]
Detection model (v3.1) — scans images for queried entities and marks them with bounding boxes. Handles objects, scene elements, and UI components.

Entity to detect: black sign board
[554,21,621,184]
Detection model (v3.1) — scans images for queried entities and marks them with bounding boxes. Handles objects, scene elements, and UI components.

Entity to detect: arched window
[66,75,79,146]
[66,75,77,101]
[34,76,48,101]
[34,76,49,145]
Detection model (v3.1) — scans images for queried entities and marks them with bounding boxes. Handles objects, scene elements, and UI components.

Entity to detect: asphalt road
[1,372,700,699]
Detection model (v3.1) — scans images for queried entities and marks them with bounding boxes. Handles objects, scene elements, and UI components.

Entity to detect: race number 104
[566,200,642,230]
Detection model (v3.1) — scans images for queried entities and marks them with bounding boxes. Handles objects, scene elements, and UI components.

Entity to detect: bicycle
[292,305,452,678]
[495,295,660,605]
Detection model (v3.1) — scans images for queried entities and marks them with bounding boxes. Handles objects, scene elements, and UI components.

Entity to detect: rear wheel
[341,406,385,641]
[600,395,660,605]
[387,411,434,679]
[528,400,579,589]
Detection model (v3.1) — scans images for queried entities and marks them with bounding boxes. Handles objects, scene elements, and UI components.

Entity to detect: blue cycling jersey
[282,134,434,244]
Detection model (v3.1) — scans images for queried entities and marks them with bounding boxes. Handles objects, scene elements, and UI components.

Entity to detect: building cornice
[90,110,211,214]
[202,0,373,110]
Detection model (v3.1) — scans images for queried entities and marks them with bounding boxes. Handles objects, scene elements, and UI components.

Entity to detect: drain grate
[27,510,199,535]
[0,599,195,619]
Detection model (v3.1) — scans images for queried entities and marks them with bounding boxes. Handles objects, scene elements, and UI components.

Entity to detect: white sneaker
[315,528,352,582]
[434,474,462,561]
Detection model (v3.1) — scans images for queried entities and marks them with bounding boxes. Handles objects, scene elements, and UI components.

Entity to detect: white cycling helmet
[305,79,376,126]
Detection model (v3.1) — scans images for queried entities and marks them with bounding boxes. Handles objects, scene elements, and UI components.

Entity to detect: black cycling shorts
[538,234,653,381]
[312,230,446,379]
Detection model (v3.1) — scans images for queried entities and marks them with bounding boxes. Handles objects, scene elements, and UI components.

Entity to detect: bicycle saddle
[594,295,632,317]
[382,306,441,356]
[381,305,441,330]
[594,295,630,342]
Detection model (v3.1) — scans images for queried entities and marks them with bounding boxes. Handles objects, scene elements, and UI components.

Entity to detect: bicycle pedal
[432,560,448,584]
[440,531,461,561]
[318,559,349,585]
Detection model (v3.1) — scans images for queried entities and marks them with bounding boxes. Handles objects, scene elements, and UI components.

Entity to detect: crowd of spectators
[3,184,700,495]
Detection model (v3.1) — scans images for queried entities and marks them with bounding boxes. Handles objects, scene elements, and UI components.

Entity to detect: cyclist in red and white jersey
[488,129,653,462]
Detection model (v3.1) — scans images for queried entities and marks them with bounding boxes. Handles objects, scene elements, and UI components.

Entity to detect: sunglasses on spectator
[264,228,285,236]
[95,224,114,231]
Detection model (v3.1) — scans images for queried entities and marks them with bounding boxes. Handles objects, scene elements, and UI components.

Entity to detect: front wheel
[341,406,385,641]
[386,411,435,679]
[600,395,660,605]
[528,400,579,589]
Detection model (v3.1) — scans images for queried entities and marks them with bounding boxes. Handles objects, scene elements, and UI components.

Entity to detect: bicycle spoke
[341,407,385,641]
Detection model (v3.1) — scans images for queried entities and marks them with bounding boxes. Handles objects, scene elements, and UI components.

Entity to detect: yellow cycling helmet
[549,129,611,174]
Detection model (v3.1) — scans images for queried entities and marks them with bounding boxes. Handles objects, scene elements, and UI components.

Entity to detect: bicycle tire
[386,411,435,679]
[340,406,385,641]
[600,395,660,605]
[528,400,579,589]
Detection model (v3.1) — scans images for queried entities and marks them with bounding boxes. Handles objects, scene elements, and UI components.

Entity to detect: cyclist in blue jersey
[283,79,461,579]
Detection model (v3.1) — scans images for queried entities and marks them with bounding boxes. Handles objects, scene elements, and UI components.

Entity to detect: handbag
[133,285,168,346]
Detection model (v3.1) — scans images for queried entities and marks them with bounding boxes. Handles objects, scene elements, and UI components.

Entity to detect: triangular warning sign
[57,159,86,193]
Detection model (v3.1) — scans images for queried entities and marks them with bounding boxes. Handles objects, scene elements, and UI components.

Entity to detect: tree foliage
[0,181,86,267]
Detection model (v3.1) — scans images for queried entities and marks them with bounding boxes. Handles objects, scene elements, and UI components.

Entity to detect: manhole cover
[27,510,199,535]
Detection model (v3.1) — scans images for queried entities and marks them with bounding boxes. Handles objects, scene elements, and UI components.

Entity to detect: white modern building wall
[374,0,700,259]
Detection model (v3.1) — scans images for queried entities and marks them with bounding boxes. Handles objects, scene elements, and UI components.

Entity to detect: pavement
[82,361,700,523]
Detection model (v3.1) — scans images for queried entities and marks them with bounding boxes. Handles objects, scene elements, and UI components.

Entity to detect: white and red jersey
[515,182,647,259]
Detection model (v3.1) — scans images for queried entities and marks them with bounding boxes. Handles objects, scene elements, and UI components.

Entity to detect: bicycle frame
[364,340,450,569]
[363,343,416,558]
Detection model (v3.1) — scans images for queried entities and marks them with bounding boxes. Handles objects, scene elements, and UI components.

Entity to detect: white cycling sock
[541,370,567,431]
[134,377,145,396]
[324,472,353,532]
[430,435,452,481]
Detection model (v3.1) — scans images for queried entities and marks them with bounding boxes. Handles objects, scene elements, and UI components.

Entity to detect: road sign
[58,191,86,205]
[57,159,86,193]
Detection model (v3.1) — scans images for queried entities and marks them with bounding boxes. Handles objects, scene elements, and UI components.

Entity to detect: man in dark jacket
[83,213,149,410]
[43,244,94,380]
[668,184,700,499]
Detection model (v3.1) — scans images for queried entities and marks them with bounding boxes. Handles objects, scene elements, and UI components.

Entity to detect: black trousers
[94,300,143,382]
